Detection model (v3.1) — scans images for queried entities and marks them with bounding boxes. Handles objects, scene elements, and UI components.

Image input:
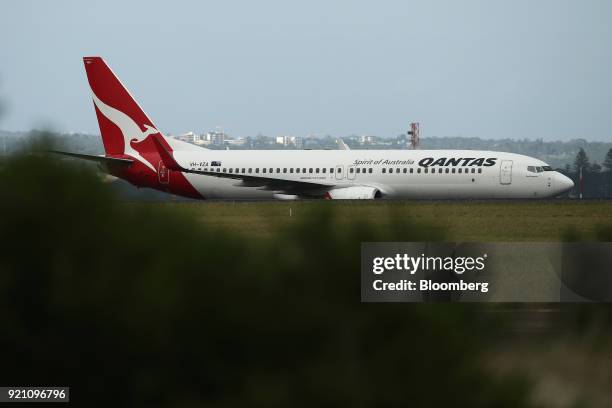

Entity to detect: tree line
[559,148,612,198]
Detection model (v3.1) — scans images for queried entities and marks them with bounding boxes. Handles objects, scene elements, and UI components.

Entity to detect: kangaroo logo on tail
[91,92,159,172]
[83,56,170,173]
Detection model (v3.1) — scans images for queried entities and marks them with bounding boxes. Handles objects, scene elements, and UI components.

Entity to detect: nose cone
[554,173,574,195]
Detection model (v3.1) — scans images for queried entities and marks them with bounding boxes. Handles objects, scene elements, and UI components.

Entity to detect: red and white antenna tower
[407,122,420,149]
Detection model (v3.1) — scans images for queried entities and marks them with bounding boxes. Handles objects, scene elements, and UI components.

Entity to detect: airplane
[53,56,574,200]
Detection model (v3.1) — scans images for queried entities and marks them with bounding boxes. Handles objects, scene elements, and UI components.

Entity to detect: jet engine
[326,186,382,199]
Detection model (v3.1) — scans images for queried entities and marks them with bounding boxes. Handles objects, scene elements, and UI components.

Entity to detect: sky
[0,0,610,141]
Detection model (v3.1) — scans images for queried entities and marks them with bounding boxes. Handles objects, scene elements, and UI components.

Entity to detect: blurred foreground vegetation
[1,153,611,407]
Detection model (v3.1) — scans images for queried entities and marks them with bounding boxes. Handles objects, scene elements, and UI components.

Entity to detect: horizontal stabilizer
[49,150,134,165]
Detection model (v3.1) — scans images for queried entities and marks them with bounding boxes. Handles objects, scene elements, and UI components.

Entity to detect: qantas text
[419,157,497,167]
[353,158,497,167]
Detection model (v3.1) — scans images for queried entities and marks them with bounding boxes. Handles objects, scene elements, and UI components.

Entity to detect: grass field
[150,199,612,241]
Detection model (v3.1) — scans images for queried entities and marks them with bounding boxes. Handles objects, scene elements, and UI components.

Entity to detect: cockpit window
[528,165,551,173]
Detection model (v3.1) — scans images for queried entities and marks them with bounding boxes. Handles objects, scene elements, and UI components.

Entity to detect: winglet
[151,135,183,171]
[337,138,350,150]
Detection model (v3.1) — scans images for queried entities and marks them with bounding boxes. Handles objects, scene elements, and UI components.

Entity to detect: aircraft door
[158,160,170,184]
[335,165,344,180]
[347,165,356,180]
[500,160,513,185]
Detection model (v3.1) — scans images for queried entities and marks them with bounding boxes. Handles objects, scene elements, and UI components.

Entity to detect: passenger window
[458,168,462,174]
[217,168,221,172]
[309,168,313,173]
[424,168,428,174]
[382,168,386,174]
[316,168,320,173]
[445,168,449,174]
[269,168,273,173]
[303,168,307,173]
[417,168,421,174]
[439,168,443,173]
[478,168,482,174]
[283,168,287,173]
[322,168,326,173]
[263,168,267,173]
[290,168,294,173]
[235,168,239,173]
[410,168,414,174]
[255,168,259,173]
[223,168,226,173]
[276,168,280,173]
[369,168,373,173]
[471,168,475,173]
[330,168,334,173]
[296,168,300,173]
[452,168,456,174]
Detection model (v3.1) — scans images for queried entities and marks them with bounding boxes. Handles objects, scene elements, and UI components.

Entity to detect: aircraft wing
[151,136,331,197]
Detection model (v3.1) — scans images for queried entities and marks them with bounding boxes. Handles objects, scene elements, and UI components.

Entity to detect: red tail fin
[81,57,202,199]
[83,57,159,156]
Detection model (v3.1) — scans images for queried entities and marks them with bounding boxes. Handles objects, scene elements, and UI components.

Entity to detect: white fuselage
[169,146,574,199]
